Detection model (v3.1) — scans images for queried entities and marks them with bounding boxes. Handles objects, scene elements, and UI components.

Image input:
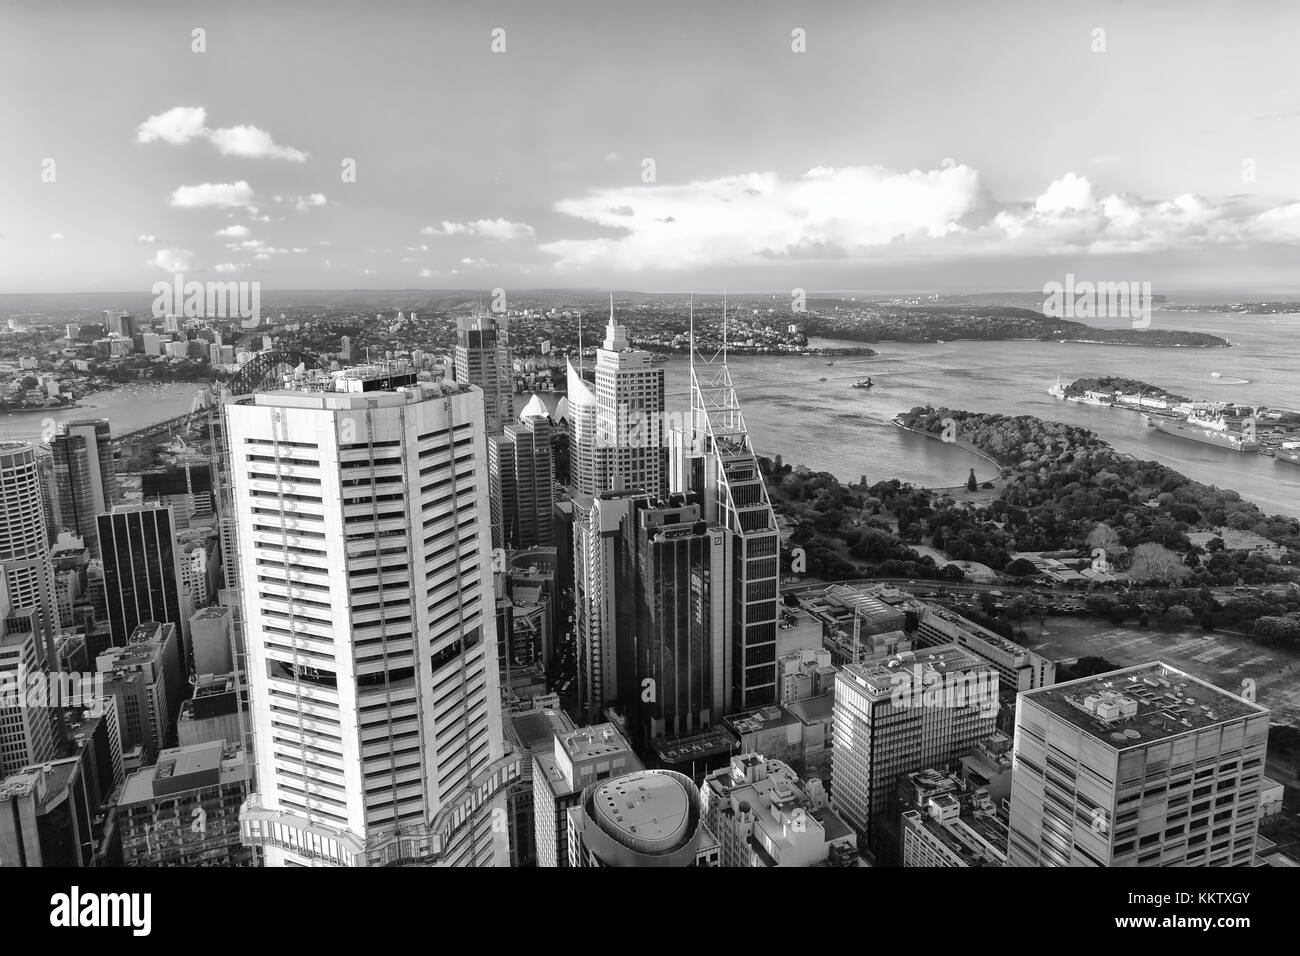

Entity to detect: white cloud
[137,106,207,144]
[294,193,327,212]
[215,225,250,238]
[170,181,255,209]
[214,263,242,273]
[419,268,434,277]
[208,125,307,162]
[136,106,306,161]
[542,164,1300,270]
[148,248,192,272]
[292,247,308,254]
[49,233,64,240]
[423,218,535,239]
[135,234,158,244]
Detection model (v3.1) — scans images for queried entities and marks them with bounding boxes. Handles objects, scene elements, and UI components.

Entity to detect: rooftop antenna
[577,307,584,373]
[688,292,695,380]
[723,290,728,365]
[609,291,615,326]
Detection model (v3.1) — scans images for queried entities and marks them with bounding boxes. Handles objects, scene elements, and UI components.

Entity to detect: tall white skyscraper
[0,441,60,662]
[568,300,666,498]
[228,366,512,867]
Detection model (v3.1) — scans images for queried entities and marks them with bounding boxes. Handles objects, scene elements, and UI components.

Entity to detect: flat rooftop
[592,771,691,851]
[839,643,988,696]
[1021,661,1268,749]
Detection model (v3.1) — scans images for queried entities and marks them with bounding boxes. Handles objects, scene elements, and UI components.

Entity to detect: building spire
[577,307,584,373]
[722,290,728,365]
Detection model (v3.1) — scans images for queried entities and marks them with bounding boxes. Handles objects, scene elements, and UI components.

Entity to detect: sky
[3,0,1300,295]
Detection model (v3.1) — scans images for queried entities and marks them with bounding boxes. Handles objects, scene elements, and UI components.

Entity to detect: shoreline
[889,418,1005,476]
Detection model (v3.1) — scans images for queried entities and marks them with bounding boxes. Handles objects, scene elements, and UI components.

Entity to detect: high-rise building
[572,490,639,721]
[97,505,189,655]
[568,302,666,499]
[673,313,781,710]
[118,741,252,867]
[96,621,185,761]
[615,494,729,746]
[46,420,115,551]
[454,313,513,434]
[533,722,641,867]
[227,367,511,867]
[488,397,555,550]
[831,645,999,856]
[0,610,57,777]
[1006,662,1270,867]
[0,441,61,658]
[566,768,715,867]
[0,757,98,867]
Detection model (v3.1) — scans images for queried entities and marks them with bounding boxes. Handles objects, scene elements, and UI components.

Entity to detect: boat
[818,377,828,382]
[1046,375,1067,400]
[1276,443,1300,466]
[1210,371,1223,378]
[1066,390,1113,407]
[825,361,835,366]
[1147,410,1260,452]
[852,377,874,389]
[936,339,947,344]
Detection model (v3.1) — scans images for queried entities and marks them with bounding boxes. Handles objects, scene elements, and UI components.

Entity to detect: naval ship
[1145,409,1260,452]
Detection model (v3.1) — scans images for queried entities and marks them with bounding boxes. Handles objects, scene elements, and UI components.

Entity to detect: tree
[1087,522,1121,555]
[1127,542,1186,584]
[1005,557,1038,578]
[966,468,978,492]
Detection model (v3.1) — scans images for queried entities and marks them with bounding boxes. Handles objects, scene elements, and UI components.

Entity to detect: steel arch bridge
[227,349,326,395]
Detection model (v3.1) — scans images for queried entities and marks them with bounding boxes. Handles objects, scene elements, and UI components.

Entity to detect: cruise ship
[1145,410,1260,452]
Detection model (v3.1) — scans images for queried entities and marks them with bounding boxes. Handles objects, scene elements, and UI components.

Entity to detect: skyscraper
[1006,662,1270,867]
[0,441,60,658]
[569,302,666,498]
[47,419,115,551]
[615,494,730,746]
[97,505,188,653]
[572,490,639,722]
[673,305,781,710]
[227,366,511,867]
[454,313,513,435]
[488,396,555,550]
[831,645,999,857]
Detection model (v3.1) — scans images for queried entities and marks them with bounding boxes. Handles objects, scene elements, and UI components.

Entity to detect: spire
[577,307,584,373]
[722,290,728,364]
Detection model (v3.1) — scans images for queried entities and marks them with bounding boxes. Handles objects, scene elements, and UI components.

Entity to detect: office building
[0,610,57,776]
[566,768,714,867]
[46,420,115,551]
[454,313,513,434]
[96,621,185,761]
[227,367,510,867]
[900,769,1008,867]
[702,753,858,867]
[831,645,999,855]
[1006,662,1270,867]
[672,322,780,710]
[615,494,729,746]
[97,505,189,652]
[118,741,251,866]
[502,704,574,867]
[0,441,61,657]
[533,722,641,867]
[488,398,556,550]
[0,756,97,867]
[177,673,242,748]
[189,605,234,677]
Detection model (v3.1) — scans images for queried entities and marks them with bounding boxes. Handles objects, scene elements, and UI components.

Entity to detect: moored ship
[1145,410,1260,452]
[1046,375,1066,400]
[1276,443,1300,466]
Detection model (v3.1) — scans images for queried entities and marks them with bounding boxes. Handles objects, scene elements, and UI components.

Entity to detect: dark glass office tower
[96,505,185,648]
[48,419,115,551]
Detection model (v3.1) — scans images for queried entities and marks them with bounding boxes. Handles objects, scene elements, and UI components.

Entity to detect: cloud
[295,193,327,211]
[542,164,1300,270]
[214,263,242,273]
[170,181,255,209]
[207,125,307,162]
[135,234,158,244]
[419,268,434,277]
[137,106,208,144]
[215,225,250,238]
[136,106,306,161]
[49,233,64,240]
[148,248,192,271]
[422,218,535,239]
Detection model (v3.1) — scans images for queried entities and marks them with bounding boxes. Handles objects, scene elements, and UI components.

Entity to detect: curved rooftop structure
[573,769,704,866]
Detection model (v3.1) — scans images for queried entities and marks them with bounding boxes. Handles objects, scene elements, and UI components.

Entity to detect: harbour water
[5,310,1296,517]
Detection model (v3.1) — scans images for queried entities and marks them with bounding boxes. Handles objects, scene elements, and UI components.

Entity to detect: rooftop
[1021,661,1268,749]
[592,771,692,851]
[839,644,988,697]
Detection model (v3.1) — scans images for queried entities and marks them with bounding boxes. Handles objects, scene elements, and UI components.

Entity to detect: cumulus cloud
[148,248,192,271]
[213,263,242,273]
[541,164,1300,270]
[419,268,434,277]
[215,225,250,238]
[135,234,158,244]
[423,218,535,239]
[170,181,255,209]
[137,106,306,161]
[49,233,64,240]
